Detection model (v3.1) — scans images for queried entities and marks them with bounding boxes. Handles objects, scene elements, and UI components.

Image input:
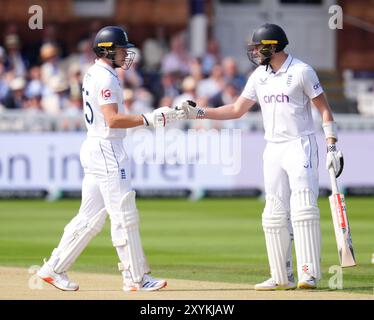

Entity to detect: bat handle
[329,167,340,194]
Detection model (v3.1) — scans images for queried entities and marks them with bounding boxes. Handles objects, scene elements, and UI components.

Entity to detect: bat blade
[329,193,356,268]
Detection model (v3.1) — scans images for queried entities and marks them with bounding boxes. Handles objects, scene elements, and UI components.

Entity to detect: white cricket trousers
[49,137,133,271]
[262,134,322,282]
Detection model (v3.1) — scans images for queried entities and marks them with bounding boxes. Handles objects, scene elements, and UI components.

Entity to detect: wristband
[322,121,338,141]
[142,114,150,126]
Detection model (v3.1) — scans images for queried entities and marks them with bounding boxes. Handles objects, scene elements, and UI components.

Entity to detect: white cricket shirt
[82,59,126,139]
[241,54,323,142]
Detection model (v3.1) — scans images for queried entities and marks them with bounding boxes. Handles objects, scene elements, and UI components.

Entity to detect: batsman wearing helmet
[177,23,344,290]
[37,26,175,291]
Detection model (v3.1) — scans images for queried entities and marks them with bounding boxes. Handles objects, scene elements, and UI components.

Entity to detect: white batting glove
[142,106,177,128]
[175,100,205,120]
[326,144,344,178]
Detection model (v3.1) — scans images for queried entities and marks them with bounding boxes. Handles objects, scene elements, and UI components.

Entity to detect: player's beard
[247,49,267,66]
[247,45,273,67]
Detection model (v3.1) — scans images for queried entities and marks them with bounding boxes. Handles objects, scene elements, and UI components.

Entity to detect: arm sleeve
[240,73,258,102]
[97,74,120,106]
[302,66,324,99]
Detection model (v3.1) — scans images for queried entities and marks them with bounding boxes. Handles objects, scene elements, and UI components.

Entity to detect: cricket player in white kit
[37,26,176,291]
[177,24,344,290]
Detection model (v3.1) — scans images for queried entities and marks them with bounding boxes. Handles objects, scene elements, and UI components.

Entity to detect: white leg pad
[51,208,107,273]
[110,191,150,283]
[286,215,294,279]
[291,189,321,280]
[262,195,291,285]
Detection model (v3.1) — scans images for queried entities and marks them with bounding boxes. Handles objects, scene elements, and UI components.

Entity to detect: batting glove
[175,100,205,120]
[142,106,177,128]
[326,144,344,178]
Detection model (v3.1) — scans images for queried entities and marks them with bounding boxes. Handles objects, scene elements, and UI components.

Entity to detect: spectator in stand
[159,96,174,109]
[3,77,26,110]
[40,43,65,89]
[67,39,96,77]
[0,47,10,109]
[151,72,180,109]
[123,88,153,115]
[201,38,221,76]
[142,27,167,72]
[4,34,28,78]
[25,65,46,100]
[60,93,84,131]
[23,94,43,115]
[209,79,240,108]
[41,76,70,115]
[173,76,197,109]
[172,76,200,129]
[197,63,225,100]
[189,58,204,84]
[78,39,96,75]
[222,57,246,92]
[161,32,191,76]
[67,63,83,100]
[41,25,68,58]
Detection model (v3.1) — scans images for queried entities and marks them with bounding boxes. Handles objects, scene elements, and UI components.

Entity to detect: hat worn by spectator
[50,76,69,93]
[40,43,59,61]
[182,76,197,92]
[5,34,20,49]
[10,77,26,91]
[123,88,134,102]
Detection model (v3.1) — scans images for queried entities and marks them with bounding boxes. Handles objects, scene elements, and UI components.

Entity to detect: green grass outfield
[0,197,373,294]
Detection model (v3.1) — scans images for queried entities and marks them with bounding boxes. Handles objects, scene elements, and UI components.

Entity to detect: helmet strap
[101,48,121,68]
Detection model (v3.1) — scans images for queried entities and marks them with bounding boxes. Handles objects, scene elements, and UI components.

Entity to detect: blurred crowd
[0,24,257,130]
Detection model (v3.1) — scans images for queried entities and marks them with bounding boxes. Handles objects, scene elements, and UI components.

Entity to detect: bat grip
[329,167,339,194]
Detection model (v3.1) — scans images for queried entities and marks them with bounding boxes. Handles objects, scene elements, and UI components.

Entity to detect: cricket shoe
[297,273,317,289]
[123,273,167,292]
[254,275,296,291]
[37,259,79,291]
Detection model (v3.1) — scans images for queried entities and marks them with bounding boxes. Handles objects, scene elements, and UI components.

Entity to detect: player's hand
[175,100,205,120]
[326,144,344,177]
[142,107,177,128]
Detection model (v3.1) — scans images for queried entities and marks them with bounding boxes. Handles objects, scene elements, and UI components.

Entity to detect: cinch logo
[264,93,290,103]
[313,83,321,90]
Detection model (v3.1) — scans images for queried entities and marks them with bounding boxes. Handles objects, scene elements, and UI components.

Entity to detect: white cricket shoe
[297,273,317,289]
[254,277,296,291]
[37,259,79,291]
[123,273,167,292]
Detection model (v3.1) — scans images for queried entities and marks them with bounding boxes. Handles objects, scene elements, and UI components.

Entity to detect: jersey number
[82,87,93,125]
[85,102,94,124]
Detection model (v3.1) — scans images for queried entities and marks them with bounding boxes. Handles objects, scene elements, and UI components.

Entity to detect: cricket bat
[328,167,356,267]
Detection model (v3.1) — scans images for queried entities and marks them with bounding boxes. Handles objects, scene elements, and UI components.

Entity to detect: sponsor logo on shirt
[287,74,293,87]
[264,93,290,103]
[259,77,268,85]
[101,89,111,100]
[313,83,321,90]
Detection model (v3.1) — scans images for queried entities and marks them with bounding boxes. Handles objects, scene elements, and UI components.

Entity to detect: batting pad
[52,208,107,273]
[291,189,321,280]
[110,191,150,283]
[262,195,292,285]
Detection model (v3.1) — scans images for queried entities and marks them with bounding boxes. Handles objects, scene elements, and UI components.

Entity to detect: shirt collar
[95,59,117,75]
[275,54,293,74]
